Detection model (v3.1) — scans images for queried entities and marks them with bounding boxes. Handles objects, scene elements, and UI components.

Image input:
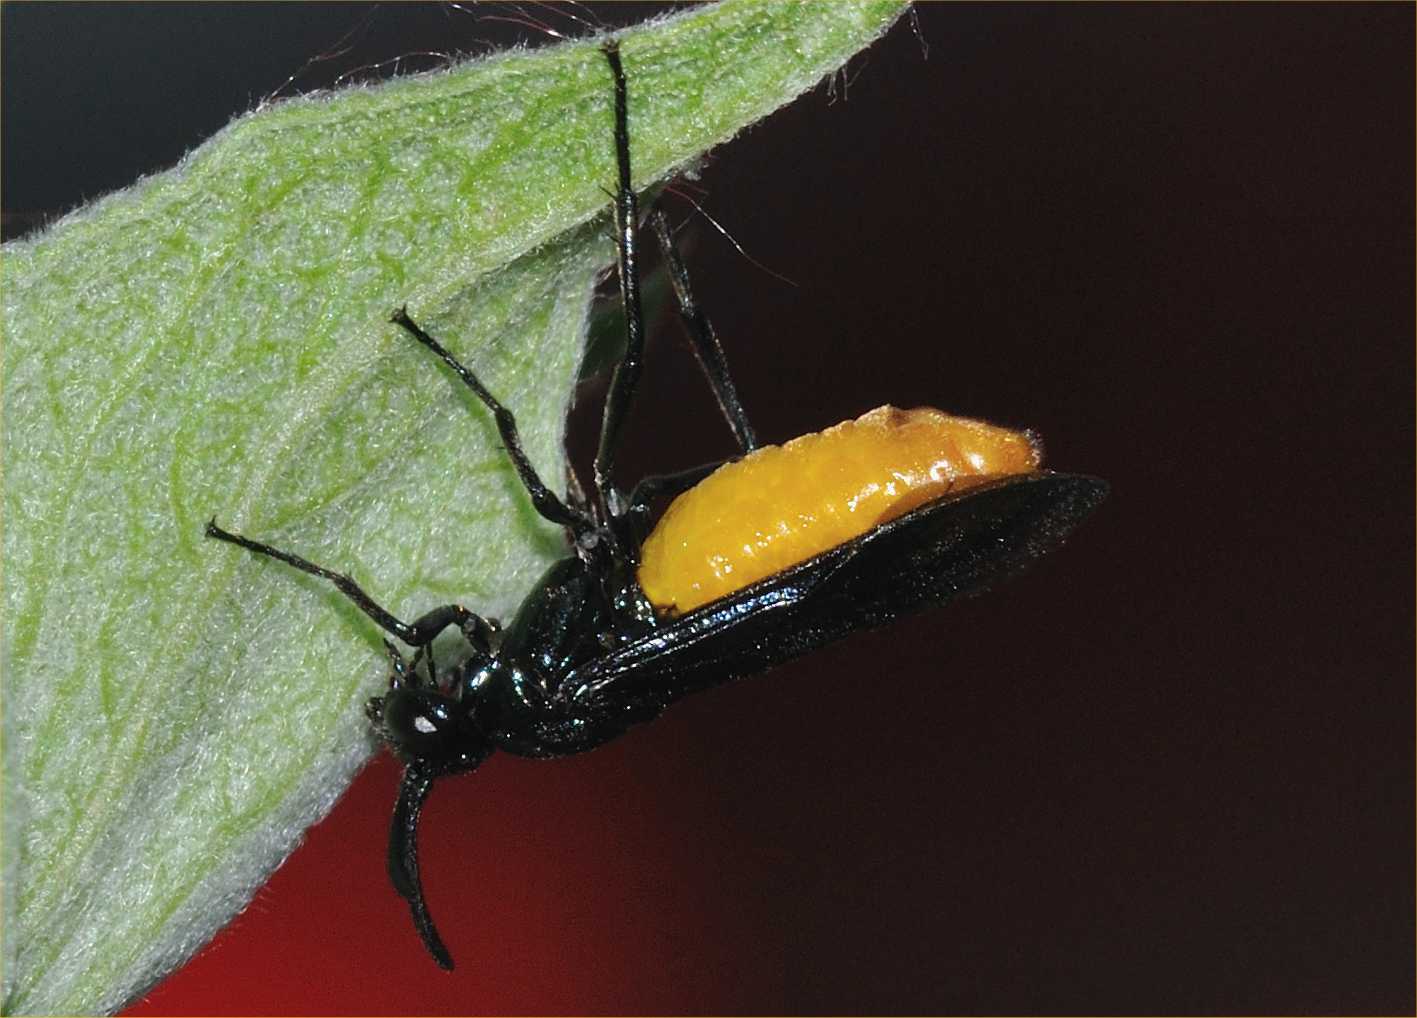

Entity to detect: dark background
[5,3,1412,1014]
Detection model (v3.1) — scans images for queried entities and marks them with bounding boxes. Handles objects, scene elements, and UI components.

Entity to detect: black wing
[563,472,1107,724]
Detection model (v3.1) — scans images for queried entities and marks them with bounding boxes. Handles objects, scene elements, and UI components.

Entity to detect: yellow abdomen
[636,405,1042,614]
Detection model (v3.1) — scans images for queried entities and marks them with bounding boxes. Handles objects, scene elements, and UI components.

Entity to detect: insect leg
[609,460,729,556]
[592,39,645,518]
[649,208,757,453]
[379,639,442,701]
[402,603,500,686]
[626,459,729,511]
[205,519,490,649]
[380,639,423,690]
[390,307,595,538]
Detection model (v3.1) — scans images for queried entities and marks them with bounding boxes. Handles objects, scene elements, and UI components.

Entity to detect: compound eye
[409,700,451,735]
[381,690,463,761]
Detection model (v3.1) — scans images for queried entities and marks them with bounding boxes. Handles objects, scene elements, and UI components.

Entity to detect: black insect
[206,40,1107,970]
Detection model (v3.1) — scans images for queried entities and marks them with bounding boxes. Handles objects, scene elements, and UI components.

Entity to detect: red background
[4,3,1411,1013]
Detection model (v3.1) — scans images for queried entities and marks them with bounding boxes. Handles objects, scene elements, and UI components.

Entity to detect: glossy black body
[205,40,1106,970]
[426,471,1105,763]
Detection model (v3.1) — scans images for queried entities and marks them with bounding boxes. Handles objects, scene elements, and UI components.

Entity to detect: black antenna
[388,763,453,969]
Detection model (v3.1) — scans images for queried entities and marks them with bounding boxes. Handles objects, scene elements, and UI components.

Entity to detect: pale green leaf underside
[0,2,908,1013]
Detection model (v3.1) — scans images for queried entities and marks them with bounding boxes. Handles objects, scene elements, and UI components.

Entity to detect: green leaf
[0,2,909,1013]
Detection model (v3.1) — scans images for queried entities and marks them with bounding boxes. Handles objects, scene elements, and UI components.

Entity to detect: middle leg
[391,307,594,540]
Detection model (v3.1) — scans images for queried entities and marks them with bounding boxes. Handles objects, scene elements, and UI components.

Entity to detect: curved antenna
[388,763,454,970]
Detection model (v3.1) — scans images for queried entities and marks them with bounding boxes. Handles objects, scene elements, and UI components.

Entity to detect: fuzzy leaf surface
[0,2,908,1013]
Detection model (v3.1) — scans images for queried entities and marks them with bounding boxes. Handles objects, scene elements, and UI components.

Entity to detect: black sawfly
[206,39,1107,970]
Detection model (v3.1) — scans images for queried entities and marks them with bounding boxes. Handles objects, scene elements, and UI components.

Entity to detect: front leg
[400,603,493,687]
[207,519,487,647]
[462,613,501,655]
